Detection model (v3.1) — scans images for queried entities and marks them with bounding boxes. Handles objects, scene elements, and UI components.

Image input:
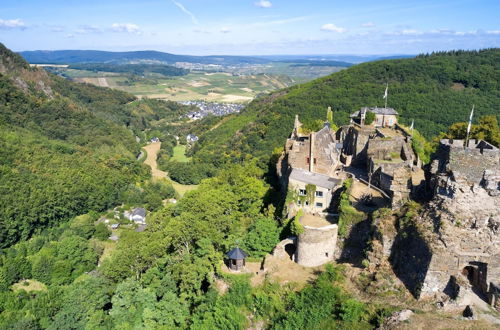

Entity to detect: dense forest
[0,162,386,329]
[0,43,190,247]
[67,63,188,77]
[191,49,500,168]
[2,42,499,328]
[20,49,269,65]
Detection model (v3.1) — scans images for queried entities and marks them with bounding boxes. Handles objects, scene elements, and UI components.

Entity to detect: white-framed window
[305,201,309,206]
[298,189,306,196]
[315,191,323,197]
[315,202,323,208]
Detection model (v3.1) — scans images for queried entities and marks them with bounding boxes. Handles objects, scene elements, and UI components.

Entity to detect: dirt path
[142,142,198,197]
[142,142,167,179]
[97,77,109,87]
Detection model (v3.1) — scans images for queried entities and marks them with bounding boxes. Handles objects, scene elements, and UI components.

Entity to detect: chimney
[309,132,315,172]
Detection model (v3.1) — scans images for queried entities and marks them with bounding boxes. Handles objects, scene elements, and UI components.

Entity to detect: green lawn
[171,145,191,162]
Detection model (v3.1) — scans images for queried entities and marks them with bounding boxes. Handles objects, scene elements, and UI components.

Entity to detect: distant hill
[0,43,191,247]
[190,49,500,166]
[256,54,415,64]
[19,49,270,65]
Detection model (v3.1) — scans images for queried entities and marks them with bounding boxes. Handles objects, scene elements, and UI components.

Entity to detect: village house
[350,107,399,127]
[124,207,147,225]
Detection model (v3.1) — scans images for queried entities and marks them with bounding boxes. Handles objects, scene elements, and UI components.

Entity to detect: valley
[0,41,499,329]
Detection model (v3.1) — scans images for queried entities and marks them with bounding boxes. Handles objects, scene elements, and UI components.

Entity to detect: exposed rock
[384,309,414,327]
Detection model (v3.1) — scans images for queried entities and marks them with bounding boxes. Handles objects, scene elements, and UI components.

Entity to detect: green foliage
[365,111,376,125]
[411,128,434,164]
[121,179,176,211]
[163,161,217,185]
[273,264,368,329]
[68,62,188,76]
[191,49,500,168]
[338,179,365,237]
[243,216,280,257]
[290,209,305,235]
[305,184,316,205]
[444,115,500,147]
[94,223,111,241]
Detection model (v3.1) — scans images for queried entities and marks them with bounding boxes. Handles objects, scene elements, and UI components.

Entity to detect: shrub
[94,223,111,241]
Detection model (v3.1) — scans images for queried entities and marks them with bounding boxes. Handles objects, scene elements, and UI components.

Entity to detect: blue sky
[1,0,499,55]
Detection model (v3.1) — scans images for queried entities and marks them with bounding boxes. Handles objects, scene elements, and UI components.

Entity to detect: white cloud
[172,1,199,25]
[75,25,102,34]
[487,30,500,35]
[65,34,74,38]
[362,22,375,28]
[111,23,140,33]
[320,23,346,33]
[401,29,422,35]
[255,0,272,8]
[0,18,26,29]
[50,27,64,32]
[220,27,231,33]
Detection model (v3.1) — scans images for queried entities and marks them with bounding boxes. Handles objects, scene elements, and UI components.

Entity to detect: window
[298,189,306,196]
[325,252,329,257]
[306,157,310,164]
[297,200,301,205]
[315,202,323,208]
[315,191,323,197]
[305,201,309,206]
[313,158,317,164]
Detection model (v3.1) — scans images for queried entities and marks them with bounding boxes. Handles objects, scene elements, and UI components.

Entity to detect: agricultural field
[50,61,348,103]
[67,70,294,103]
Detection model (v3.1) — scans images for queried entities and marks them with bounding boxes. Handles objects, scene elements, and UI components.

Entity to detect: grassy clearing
[171,145,191,162]
[97,239,117,265]
[12,279,47,292]
[171,181,198,197]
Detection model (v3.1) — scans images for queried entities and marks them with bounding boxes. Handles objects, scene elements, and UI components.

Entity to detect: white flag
[466,105,474,136]
[383,84,388,99]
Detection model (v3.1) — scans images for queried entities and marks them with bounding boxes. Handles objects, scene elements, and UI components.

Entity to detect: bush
[338,179,365,237]
[365,111,375,125]
[94,223,111,241]
[165,162,217,185]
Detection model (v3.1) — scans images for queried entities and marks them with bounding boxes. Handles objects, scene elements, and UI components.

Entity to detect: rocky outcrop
[416,139,500,307]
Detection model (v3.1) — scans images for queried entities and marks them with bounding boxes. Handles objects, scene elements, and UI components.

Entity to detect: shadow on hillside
[337,218,372,268]
[389,225,432,298]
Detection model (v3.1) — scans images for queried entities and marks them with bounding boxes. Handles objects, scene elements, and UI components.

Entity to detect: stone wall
[296,224,338,267]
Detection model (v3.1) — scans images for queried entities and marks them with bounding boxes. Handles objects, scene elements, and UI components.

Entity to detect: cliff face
[367,139,500,308]
[0,43,54,97]
[415,140,500,306]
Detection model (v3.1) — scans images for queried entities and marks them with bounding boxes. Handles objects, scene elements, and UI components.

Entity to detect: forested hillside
[191,49,500,166]
[0,43,187,247]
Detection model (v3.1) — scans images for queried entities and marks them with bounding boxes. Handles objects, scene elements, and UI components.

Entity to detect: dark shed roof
[226,247,248,260]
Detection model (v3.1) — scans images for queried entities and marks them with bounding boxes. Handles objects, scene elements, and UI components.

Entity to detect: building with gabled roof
[277,113,344,213]
[350,107,398,127]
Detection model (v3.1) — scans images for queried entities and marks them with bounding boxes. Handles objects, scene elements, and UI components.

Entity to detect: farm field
[55,61,348,103]
[70,71,294,103]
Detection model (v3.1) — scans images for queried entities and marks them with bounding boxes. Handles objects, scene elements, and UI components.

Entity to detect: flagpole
[384,83,388,108]
[465,104,474,148]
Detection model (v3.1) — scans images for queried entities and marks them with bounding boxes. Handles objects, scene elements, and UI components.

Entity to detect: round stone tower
[295,213,338,267]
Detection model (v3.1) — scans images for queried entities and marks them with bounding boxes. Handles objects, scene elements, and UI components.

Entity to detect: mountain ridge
[190,48,500,167]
